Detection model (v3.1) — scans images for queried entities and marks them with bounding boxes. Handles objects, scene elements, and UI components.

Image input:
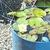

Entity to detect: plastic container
[11,27,50,50]
[11,20,50,50]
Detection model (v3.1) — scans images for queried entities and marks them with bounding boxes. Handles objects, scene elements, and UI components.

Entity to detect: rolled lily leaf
[7,12,17,16]
[16,11,26,17]
[27,34,38,42]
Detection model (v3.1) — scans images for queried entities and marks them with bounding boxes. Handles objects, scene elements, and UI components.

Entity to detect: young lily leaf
[33,8,46,17]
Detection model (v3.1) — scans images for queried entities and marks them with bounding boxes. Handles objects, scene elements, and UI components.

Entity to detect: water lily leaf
[27,34,38,42]
[41,21,48,26]
[29,30,36,35]
[33,8,46,17]
[18,32,23,36]
[27,35,32,40]
[24,9,30,14]
[45,25,50,30]
[16,18,28,25]
[16,11,26,17]
[37,27,46,34]
[28,18,35,26]
[45,8,50,12]
[35,18,43,27]
[31,35,38,42]
[12,22,19,31]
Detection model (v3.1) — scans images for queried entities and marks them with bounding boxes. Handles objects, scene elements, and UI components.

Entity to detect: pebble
[0,23,12,50]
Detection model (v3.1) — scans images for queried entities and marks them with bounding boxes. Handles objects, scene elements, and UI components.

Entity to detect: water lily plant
[8,7,50,42]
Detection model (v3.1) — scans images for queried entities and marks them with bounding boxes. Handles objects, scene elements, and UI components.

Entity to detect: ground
[0,20,12,50]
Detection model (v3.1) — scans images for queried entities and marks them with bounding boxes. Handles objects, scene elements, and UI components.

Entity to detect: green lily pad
[7,12,17,16]
[24,9,30,14]
[28,18,35,27]
[45,8,50,12]
[35,18,43,27]
[33,8,46,17]
[37,27,46,34]
[16,17,28,25]
[29,30,36,35]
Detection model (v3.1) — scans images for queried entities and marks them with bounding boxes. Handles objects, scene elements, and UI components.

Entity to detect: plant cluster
[36,1,50,6]
[8,8,50,42]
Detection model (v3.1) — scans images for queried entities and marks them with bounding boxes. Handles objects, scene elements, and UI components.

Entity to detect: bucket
[11,20,50,50]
